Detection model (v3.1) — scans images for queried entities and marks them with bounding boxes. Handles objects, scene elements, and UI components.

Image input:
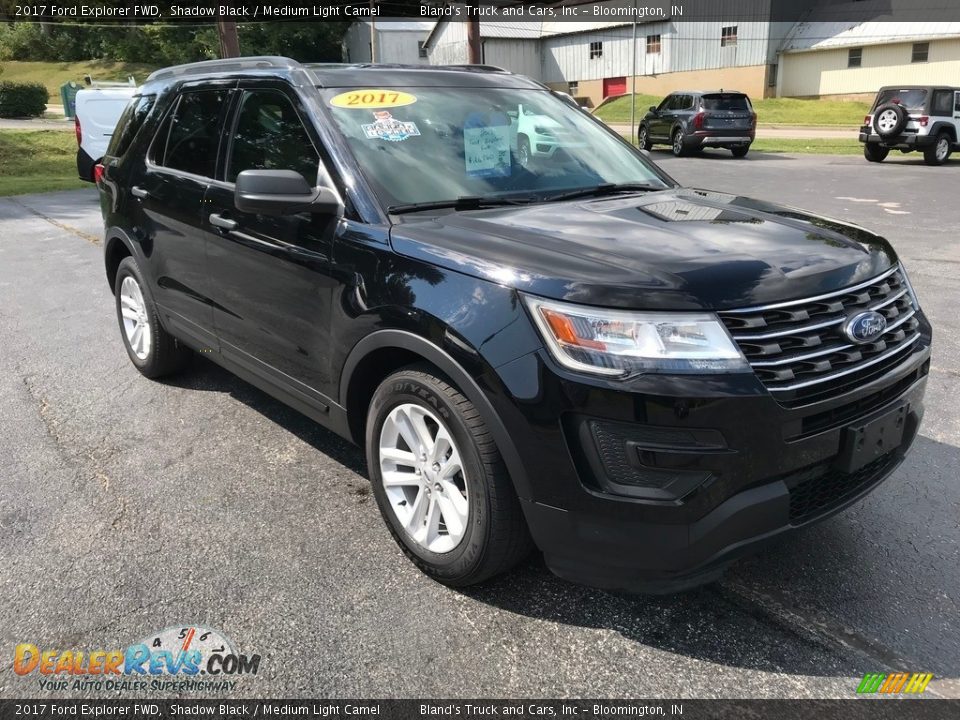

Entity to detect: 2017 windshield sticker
[331,89,417,109]
[362,111,421,142]
[464,111,511,178]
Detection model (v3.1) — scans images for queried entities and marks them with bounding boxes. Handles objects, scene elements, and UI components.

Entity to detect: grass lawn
[0,60,159,102]
[596,94,871,127]
[0,130,88,196]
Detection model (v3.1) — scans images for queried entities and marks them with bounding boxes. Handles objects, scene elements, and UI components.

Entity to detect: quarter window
[107,94,155,158]
[848,48,862,67]
[912,42,929,63]
[589,41,603,59]
[931,90,952,116]
[152,90,228,178]
[226,90,320,185]
[721,26,737,47]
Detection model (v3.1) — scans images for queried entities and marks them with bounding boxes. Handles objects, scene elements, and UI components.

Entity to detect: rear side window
[150,90,229,177]
[931,90,952,116]
[107,95,155,158]
[702,94,751,111]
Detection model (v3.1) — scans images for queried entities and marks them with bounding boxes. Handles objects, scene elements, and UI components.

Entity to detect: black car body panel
[98,59,931,593]
[390,188,895,310]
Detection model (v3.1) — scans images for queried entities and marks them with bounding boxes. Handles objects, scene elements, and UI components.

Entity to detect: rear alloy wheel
[731,146,750,158]
[366,366,532,586]
[114,257,191,378]
[863,143,889,162]
[638,125,652,150]
[671,129,686,157]
[923,133,952,166]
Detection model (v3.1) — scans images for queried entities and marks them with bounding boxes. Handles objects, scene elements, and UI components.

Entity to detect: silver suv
[860,86,960,165]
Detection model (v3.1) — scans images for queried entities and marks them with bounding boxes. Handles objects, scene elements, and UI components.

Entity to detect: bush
[0,81,49,118]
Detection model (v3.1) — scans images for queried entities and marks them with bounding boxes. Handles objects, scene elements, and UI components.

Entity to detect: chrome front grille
[719,266,922,405]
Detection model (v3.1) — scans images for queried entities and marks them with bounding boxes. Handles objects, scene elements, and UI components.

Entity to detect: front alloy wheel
[366,366,532,586]
[379,402,469,554]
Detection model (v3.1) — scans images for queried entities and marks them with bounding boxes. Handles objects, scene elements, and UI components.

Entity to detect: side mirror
[648,105,658,113]
[234,169,340,217]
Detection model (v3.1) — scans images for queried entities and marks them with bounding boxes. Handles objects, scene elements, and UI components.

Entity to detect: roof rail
[440,64,509,73]
[146,56,300,83]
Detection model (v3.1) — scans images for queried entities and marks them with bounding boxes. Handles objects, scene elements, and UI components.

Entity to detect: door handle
[209,213,238,231]
[131,186,149,199]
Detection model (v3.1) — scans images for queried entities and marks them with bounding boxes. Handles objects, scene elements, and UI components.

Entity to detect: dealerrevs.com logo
[14,625,260,693]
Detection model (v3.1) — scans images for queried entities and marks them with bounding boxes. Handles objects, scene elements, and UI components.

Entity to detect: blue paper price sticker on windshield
[361,111,421,142]
[464,112,511,178]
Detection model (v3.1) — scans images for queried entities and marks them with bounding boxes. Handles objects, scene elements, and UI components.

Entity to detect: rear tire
[114,257,191,378]
[863,143,889,163]
[671,129,687,157]
[366,366,533,587]
[923,133,952,166]
[731,146,750,158]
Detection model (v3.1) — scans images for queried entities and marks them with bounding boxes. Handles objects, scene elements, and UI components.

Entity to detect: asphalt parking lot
[0,151,958,699]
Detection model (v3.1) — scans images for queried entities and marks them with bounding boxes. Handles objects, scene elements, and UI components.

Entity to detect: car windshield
[701,94,751,111]
[875,89,928,111]
[320,86,670,209]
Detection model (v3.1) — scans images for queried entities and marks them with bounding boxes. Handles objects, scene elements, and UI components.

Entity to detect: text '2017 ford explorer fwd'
[98,58,931,593]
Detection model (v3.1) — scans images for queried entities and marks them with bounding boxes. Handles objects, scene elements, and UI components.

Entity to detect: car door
[202,82,340,400]
[132,84,233,349]
[650,95,674,139]
[954,91,960,138]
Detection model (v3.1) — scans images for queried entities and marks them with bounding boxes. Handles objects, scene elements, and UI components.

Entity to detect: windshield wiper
[544,183,661,203]
[388,195,536,215]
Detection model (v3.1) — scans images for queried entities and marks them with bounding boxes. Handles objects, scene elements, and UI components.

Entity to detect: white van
[75,86,137,182]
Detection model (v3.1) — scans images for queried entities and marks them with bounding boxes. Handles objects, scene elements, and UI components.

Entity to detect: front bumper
[488,316,931,593]
[859,127,936,147]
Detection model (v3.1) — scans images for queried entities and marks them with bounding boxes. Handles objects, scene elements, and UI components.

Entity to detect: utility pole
[630,1,638,144]
[467,15,481,64]
[217,21,240,59]
[370,0,377,62]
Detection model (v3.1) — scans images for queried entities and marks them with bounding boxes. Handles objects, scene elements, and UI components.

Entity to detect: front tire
[517,135,531,167]
[638,125,652,150]
[366,366,532,587]
[863,143,889,162]
[923,133,952,166]
[114,257,190,378]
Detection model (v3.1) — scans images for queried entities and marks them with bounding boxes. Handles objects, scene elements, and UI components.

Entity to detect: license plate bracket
[836,404,908,473]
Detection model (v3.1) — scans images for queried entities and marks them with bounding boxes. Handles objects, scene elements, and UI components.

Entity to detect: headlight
[523,295,749,377]
[533,125,556,136]
[900,265,922,309]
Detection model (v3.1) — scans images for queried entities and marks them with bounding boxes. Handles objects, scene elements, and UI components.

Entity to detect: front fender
[339,329,534,501]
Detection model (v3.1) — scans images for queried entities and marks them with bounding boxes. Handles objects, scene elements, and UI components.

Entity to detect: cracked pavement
[0,151,958,699]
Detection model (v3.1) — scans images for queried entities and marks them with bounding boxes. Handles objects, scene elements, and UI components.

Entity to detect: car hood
[389,188,898,311]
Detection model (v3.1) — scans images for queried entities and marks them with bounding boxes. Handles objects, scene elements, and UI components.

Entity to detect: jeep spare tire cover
[873,103,908,137]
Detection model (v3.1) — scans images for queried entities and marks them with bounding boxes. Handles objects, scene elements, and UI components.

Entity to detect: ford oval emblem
[844,311,887,344]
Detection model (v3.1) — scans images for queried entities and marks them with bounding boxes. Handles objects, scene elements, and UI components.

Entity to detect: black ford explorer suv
[638,90,756,157]
[98,58,931,593]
